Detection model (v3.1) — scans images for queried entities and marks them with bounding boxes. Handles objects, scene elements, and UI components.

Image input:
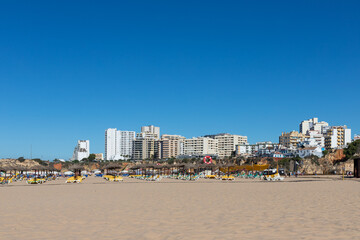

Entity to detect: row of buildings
[104,126,248,160]
[234,118,354,159]
[279,118,351,150]
[71,118,355,161]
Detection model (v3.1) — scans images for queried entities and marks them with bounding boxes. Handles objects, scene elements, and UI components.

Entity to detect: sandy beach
[1,176,359,240]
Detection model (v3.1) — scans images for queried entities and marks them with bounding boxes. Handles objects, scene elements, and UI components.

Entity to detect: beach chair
[114,176,123,182]
[66,176,83,183]
[221,175,235,181]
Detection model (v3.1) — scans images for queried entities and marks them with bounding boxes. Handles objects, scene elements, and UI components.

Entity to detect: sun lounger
[205,175,217,179]
[221,175,235,181]
[66,176,83,183]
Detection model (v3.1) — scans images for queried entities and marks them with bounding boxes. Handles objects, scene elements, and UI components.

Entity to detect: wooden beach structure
[66,164,84,183]
[27,165,47,184]
[103,162,123,182]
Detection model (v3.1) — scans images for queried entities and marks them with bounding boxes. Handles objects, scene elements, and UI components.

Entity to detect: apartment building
[160,134,185,159]
[300,118,329,134]
[236,141,277,156]
[213,133,248,158]
[71,140,90,161]
[325,126,352,149]
[119,131,135,157]
[183,137,218,156]
[105,128,135,160]
[132,138,160,160]
[138,125,160,139]
[105,128,118,160]
[279,131,305,148]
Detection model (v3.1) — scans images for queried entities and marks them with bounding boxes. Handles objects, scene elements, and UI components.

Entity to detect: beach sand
[1,176,359,240]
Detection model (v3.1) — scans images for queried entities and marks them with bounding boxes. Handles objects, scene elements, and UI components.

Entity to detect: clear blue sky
[1,1,359,160]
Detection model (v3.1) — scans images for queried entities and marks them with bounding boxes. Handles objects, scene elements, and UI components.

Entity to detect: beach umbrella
[132,164,145,176]
[184,164,198,180]
[104,162,123,175]
[8,164,20,177]
[69,164,84,177]
[154,165,163,176]
[0,165,9,180]
[223,163,234,177]
[144,164,155,178]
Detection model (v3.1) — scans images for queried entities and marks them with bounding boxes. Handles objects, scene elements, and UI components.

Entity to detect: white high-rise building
[105,128,118,160]
[72,140,90,161]
[119,131,135,157]
[105,128,135,160]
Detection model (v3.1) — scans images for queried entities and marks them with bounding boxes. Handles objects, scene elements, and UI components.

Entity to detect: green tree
[322,150,329,157]
[343,140,360,160]
[88,154,96,161]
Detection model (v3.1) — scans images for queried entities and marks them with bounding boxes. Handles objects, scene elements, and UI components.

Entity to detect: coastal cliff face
[299,149,353,174]
[0,158,43,169]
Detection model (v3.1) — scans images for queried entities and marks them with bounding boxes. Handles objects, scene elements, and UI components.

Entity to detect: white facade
[324,126,352,149]
[305,130,325,148]
[236,141,277,156]
[344,129,352,145]
[184,137,218,156]
[105,128,135,160]
[214,134,248,158]
[300,118,329,134]
[297,146,323,158]
[105,128,118,160]
[236,144,252,155]
[119,131,135,157]
[72,140,90,161]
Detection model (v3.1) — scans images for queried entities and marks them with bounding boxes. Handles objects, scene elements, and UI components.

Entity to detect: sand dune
[0,176,359,239]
